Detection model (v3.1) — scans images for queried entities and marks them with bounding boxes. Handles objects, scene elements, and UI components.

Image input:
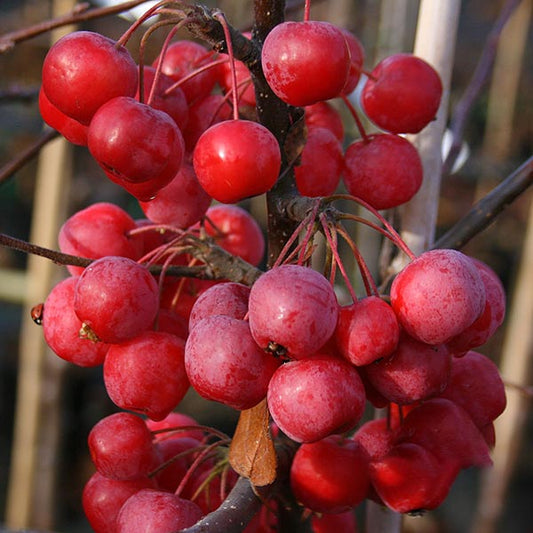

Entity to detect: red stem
[214,11,239,120]
[341,94,369,142]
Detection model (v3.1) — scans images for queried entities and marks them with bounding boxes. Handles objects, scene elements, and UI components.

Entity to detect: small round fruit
[361,53,442,134]
[193,120,281,204]
[261,21,350,106]
[248,264,339,359]
[42,30,138,125]
[390,249,486,345]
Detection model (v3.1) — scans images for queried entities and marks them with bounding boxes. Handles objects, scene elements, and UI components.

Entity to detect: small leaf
[229,398,277,486]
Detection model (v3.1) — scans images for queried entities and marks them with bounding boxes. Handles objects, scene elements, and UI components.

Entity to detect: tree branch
[0,130,59,186]
[434,155,533,249]
[442,0,522,176]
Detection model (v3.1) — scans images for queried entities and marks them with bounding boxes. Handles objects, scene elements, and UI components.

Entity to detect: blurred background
[0,1,531,532]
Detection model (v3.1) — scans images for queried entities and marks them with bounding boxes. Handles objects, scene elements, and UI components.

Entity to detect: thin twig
[442,0,522,176]
[0,0,155,52]
[434,156,533,250]
[0,130,59,186]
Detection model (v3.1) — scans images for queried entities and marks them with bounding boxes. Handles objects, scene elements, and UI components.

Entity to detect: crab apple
[42,30,138,125]
[352,418,395,463]
[218,57,256,108]
[156,308,189,340]
[185,316,280,410]
[363,331,452,405]
[369,442,458,514]
[139,163,211,229]
[183,94,232,152]
[340,28,365,95]
[311,510,358,533]
[152,436,202,492]
[88,412,160,481]
[116,489,203,532]
[334,296,400,366]
[145,411,204,442]
[261,21,350,106]
[305,101,345,141]
[267,357,366,443]
[74,256,159,344]
[390,249,486,345]
[395,398,492,469]
[361,53,442,134]
[154,40,218,105]
[295,127,344,197]
[446,259,506,354]
[290,436,370,513]
[42,277,109,367]
[343,133,423,210]
[188,281,250,331]
[248,264,339,359]
[193,120,281,204]
[82,472,156,533]
[135,65,189,130]
[38,86,88,146]
[438,350,507,428]
[203,204,265,266]
[58,202,143,276]
[104,331,190,421]
[88,96,184,185]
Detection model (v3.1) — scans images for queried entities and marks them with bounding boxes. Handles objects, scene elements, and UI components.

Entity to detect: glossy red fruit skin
[290,436,370,513]
[82,472,156,533]
[438,350,506,428]
[361,53,442,134]
[343,133,423,210]
[185,316,281,410]
[267,357,366,443]
[390,249,486,345]
[340,28,365,95]
[88,96,184,185]
[58,202,143,276]
[183,94,232,152]
[43,277,109,367]
[294,127,343,197]
[311,510,358,533]
[135,65,189,131]
[193,120,281,204]
[139,163,211,229]
[369,442,458,513]
[261,21,350,106]
[188,281,250,331]
[334,296,400,366]
[88,412,160,481]
[204,204,265,266]
[38,86,88,146]
[104,331,190,421]
[363,332,452,405]
[248,264,339,359]
[394,398,492,469]
[154,40,218,105]
[74,256,159,344]
[145,411,204,442]
[116,489,203,532]
[352,418,395,463]
[446,259,506,354]
[305,101,345,141]
[42,31,138,125]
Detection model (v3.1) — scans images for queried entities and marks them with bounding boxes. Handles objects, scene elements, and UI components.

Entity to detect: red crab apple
[42,31,138,125]
[261,20,350,106]
[193,120,281,203]
[390,249,486,345]
[74,256,159,344]
[361,53,443,134]
[248,264,339,359]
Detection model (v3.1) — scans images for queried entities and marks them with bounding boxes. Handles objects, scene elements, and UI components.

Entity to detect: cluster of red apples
[33,5,508,533]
